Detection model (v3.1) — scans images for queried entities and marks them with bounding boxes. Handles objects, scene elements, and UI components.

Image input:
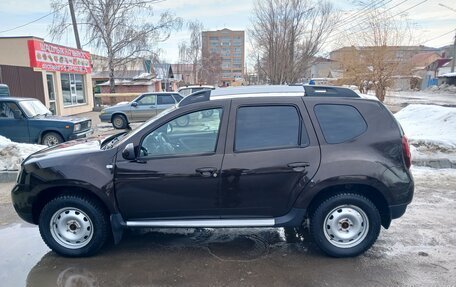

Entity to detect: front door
[219,98,321,218]
[115,106,227,220]
[131,94,157,122]
[0,101,29,143]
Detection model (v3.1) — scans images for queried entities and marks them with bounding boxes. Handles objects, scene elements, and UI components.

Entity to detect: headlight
[87,121,92,128]
[100,110,106,114]
[74,123,81,132]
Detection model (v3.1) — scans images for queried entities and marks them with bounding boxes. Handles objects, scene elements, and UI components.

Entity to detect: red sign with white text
[28,39,92,74]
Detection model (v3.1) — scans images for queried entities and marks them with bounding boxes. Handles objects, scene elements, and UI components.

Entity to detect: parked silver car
[99,92,183,129]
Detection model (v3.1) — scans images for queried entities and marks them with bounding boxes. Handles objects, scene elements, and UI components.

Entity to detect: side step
[126,218,275,228]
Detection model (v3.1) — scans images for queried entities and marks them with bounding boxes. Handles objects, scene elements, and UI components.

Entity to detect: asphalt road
[1,167,455,287]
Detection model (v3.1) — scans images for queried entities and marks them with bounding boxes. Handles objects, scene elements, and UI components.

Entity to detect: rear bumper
[68,128,93,140]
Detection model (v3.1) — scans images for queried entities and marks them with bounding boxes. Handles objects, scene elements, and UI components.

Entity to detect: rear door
[156,94,177,113]
[219,97,320,217]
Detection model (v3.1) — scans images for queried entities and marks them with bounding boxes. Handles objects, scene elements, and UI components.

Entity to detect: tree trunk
[109,58,116,93]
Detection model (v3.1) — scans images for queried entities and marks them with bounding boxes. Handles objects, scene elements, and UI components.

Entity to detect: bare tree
[250,0,339,84]
[335,9,414,101]
[178,20,204,84]
[200,53,222,86]
[49,0,182,93]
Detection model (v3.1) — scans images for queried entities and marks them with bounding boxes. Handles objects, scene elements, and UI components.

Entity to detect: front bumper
[68,128,93,140]
[11,183,34,224]
[99,113,111,123]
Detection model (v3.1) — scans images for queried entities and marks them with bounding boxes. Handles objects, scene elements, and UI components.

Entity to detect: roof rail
[303,85,360,98]
[178,89,211,107]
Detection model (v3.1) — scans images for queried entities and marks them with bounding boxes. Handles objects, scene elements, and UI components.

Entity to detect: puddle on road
[1,223,449,286]
[0,224,318,286]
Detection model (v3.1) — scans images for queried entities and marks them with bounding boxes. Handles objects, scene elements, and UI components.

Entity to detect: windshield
[111,104,178,148]
[19,100,51,117]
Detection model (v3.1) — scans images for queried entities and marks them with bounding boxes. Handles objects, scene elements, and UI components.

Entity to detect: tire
[175,115,190,127]
[38,195,109,257]
[112,114,128,129]
[309,193,381,257]
[42,132,64,146]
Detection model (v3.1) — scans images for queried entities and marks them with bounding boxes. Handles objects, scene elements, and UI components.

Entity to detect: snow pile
[0,136,45,171]
[395,104,456,150]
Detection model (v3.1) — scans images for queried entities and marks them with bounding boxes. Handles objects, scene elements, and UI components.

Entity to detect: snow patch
[395,104,456,150]
[0,136,45,171]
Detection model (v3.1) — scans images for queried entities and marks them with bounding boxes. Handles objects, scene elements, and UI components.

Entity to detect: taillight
[402,135,411,169]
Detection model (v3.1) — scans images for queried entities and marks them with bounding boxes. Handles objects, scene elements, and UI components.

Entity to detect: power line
[328,0,428,44]
[333,0,393,32]
[0,4,68,34]
[328,0,412,42]
[421,29,456,44]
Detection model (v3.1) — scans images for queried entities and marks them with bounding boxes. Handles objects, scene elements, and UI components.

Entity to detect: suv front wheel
[309,193,381,257]
[38,195,109,257]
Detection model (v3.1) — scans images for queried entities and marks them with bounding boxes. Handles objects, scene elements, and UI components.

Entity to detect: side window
[141,108,222,157]
[314,104,367,144]
[0,102,20,119]
[137,95,156,105]
[172,94,183,102]
[235,106,302,152]
[157,95,176,105]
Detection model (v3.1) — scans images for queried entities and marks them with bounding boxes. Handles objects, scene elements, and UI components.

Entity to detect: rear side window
[235,106,302,152]
[314,104,367,144]
[157,95,176,105]
[172,94,183,102]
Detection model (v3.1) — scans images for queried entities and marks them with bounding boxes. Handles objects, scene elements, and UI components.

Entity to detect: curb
[0,171,18,183]
[412,158,456,169]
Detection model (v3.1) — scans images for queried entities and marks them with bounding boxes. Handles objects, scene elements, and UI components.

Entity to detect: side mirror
[13,110,23,119]
[131,102,138,107]
[122,143,136,160]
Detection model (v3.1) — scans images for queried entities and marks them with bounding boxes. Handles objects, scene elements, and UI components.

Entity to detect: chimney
[442,51,446,58]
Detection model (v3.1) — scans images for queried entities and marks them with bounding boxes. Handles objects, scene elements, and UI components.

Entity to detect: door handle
[196,167,218,177]
[287,162,309,172]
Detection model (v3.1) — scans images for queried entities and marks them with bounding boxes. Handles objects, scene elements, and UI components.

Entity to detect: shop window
[62,73,86,106]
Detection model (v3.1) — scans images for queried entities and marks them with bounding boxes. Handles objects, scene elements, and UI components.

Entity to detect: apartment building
[202,28,245,86]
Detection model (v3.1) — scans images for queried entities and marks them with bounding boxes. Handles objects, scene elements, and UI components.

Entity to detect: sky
[0,0,455,67]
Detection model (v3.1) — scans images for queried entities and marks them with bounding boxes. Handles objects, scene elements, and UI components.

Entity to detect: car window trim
[136,94,157,106]
[232,103,308,153]
[138,106,225,159]
[0,101,26,119]
[313,103,368,144]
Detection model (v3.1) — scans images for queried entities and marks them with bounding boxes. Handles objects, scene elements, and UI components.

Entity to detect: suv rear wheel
[38,195,109,257]
[309,193,380,257]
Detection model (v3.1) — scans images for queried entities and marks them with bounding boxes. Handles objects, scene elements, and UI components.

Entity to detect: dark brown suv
[12,85,414,257]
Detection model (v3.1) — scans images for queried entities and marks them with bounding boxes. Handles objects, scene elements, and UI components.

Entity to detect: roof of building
[409,52,442,67]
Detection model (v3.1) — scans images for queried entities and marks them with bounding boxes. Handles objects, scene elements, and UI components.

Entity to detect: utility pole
[452,32,456,73]
[68,0,81,49]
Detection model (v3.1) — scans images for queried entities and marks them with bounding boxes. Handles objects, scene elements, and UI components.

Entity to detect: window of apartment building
[233,57,242,64]
[61,73,86,106]
[233,64,242,68]
[210,41,219,47]
[209,36,218,40]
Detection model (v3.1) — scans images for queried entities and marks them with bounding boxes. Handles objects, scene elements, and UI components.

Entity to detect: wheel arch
[303,181,392,228]
[111,112,128,123]
[39,129,65,144]
[31,184,113,225]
